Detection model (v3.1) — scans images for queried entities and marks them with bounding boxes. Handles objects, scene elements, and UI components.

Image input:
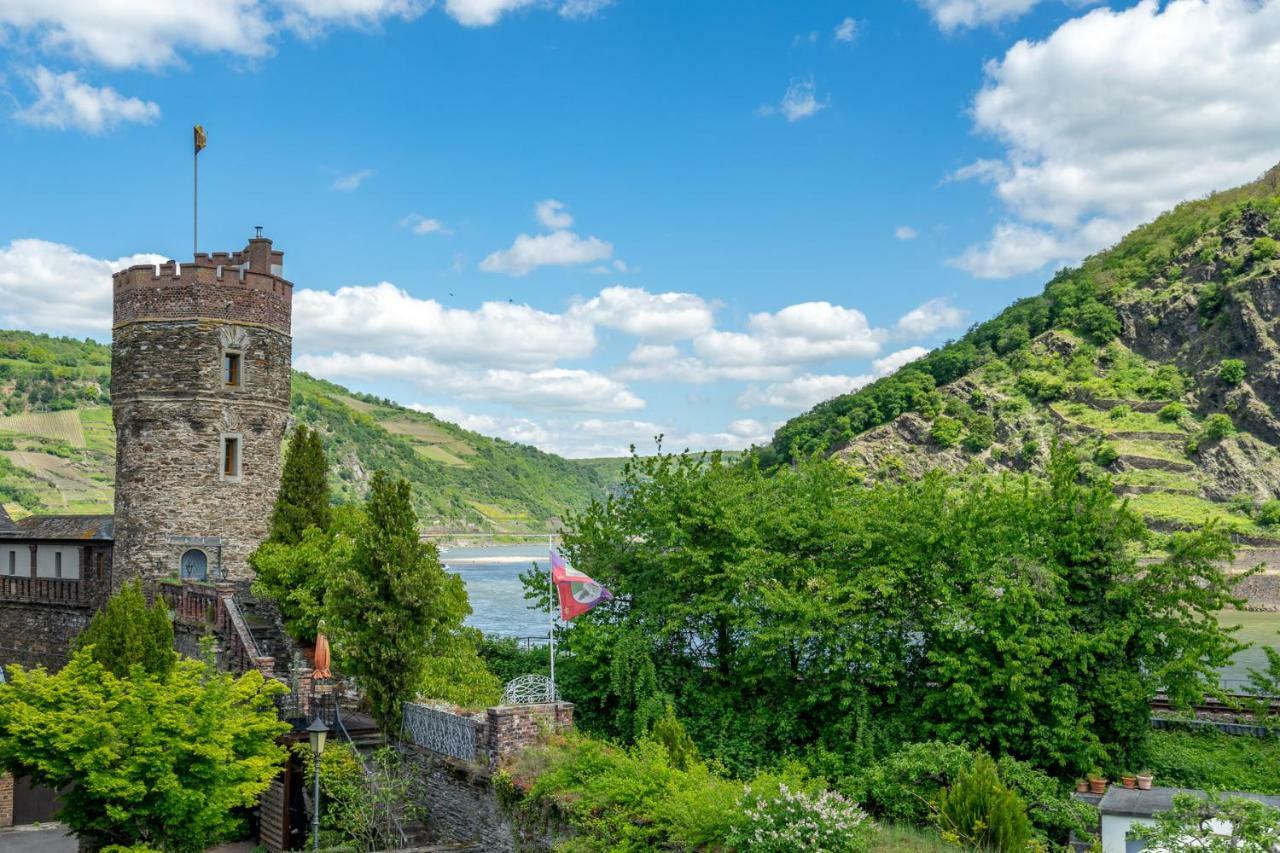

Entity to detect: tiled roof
[2,514,115,542]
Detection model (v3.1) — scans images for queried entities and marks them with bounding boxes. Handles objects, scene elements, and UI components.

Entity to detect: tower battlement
[110,231,294,584]
[112,236,292,334]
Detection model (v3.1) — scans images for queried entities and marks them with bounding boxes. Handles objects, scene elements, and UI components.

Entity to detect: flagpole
[193,137,198,258]
[548,533,556,702]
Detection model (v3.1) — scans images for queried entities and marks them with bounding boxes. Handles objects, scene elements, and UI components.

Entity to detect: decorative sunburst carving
[220,326,250,350]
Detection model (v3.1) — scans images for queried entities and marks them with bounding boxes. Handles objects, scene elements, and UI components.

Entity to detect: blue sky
[2,0,1279,456]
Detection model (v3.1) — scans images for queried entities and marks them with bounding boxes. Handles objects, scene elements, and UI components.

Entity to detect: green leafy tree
[0,650,286,850]
[251,506,360,643]
[74,580,174,678]
[935,753,1032,853]
[1130,792,1280,851]
[555,446,1243,777]
[295,741,425,852]
[326,471,475,733]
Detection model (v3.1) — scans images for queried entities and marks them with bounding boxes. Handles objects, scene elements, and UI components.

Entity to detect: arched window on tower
[180,549,208,581]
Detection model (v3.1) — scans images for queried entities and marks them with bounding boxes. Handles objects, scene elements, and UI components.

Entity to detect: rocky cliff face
[820,166,1280,547]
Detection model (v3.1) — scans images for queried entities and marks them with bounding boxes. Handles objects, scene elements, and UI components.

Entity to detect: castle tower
[111,234,293,584]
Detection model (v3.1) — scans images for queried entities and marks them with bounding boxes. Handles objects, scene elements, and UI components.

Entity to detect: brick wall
[481,703,575,766]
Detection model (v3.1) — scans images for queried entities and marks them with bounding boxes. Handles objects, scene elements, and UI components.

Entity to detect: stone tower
[111,235,293,584]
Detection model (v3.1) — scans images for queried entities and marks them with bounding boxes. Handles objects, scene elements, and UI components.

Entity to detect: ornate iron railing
[402,702,478,763]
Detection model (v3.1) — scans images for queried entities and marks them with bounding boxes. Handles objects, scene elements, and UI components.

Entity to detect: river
[444,545,1280,688]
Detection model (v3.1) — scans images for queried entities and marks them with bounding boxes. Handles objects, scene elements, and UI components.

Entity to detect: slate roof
[1099,786,1280,818]
[0,505,13,532]
[0,514,114,542]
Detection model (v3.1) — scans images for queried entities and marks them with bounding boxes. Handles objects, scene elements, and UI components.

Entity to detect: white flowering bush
[728,783,876,852]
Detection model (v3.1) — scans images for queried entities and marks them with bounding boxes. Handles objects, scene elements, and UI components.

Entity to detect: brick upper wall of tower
[112,237,292,334]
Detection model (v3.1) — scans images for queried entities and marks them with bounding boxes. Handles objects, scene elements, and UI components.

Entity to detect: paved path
[0,826,257,852]
[0,824,74,852]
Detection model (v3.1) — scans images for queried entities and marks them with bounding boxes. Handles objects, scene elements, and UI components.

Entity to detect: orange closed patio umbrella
[312,632,332,679]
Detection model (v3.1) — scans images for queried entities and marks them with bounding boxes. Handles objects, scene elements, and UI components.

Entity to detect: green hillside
[764,164,1280,540]
[0,331,614,533]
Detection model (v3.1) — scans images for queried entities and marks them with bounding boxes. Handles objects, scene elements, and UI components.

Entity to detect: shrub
[935,754,1032,853]
[1078,301,1121,343]
[1094,443,1119,467]
[1258,500,1280,527]
[1219,359,1246,386]
[730,784,876,853]
[1229,492,1257,517]
[1201,413,1236,444]
[857,741,974,827]
[1251,236,1279,262]
[1109,404,1131,421]
[650,705,699,772]
[1016,370,1066,402]
[961,415,996,453]
[930,416,964,449]
[1157,402,1188,423]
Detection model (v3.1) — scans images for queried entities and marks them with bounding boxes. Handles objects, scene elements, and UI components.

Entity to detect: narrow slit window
[224,352,241,387]
[54,552,62,579]
[7,552,14,576]
[223,436,240,478]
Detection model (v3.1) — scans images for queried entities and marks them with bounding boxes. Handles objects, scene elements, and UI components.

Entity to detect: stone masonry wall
[112,319,291,582]
[0,602,90,669]
[0,773,12,828]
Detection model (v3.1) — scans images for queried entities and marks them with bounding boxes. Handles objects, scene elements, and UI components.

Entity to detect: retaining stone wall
[0,602,90,669]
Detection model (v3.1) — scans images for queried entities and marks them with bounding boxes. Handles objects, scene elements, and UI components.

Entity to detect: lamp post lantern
[307,717,329,852]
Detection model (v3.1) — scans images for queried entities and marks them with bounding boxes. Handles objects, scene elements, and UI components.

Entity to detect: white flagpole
[548,533,556,702]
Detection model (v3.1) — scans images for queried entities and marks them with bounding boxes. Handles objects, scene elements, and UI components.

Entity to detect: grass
[1125,491,1257,533]
[1053,402,1189,434]
[414,444,469,467]
[1145,728,1280,794]
[871,825,959,852]
[0,410,86,447]
[1114,467,1200,492]
[1112,438,1193,464]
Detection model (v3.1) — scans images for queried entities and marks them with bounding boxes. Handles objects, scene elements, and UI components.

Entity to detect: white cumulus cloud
[332,169,374,191]
[0,238,164,334]
[14,66,159,133]
[951,0,1280,278]
[443,0,534,26]
[894,226,918,241]
[298,352,644,413]
[834,17,859,42]
[919,0,1044,32]
[399,213,449,235]
[696,302,884,368]
[894,297,967,338]
[737,373,873,411]
[480,230,613,276]
[535,199,574,229]
[873,346,929,376]
[759,77,827,123]
[570,286,715,341]
[293,282,596,366]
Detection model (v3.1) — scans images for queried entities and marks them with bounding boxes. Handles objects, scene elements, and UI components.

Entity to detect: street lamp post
[307,717,329,852]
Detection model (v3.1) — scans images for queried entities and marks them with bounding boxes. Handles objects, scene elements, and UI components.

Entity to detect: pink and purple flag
[551,548,612,620]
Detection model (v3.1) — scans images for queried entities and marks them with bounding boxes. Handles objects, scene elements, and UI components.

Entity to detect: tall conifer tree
[75,580,175,679]
[268,424,331,545]
[326,472,471,733]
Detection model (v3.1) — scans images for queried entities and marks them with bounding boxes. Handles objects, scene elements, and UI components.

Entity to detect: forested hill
[0,330,615,532]
[764,164,1280,539]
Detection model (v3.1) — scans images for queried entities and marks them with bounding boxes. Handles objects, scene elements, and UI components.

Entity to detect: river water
[444,545,1280,688]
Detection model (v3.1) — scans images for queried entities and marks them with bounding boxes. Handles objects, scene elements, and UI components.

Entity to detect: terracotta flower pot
[1089,778,1108,794]
[1136,775,1153,790]
[1076,779,1089,793]
[1122,775,1137,789]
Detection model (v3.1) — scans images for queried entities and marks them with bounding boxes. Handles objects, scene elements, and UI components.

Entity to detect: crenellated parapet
[112,237,292,335]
